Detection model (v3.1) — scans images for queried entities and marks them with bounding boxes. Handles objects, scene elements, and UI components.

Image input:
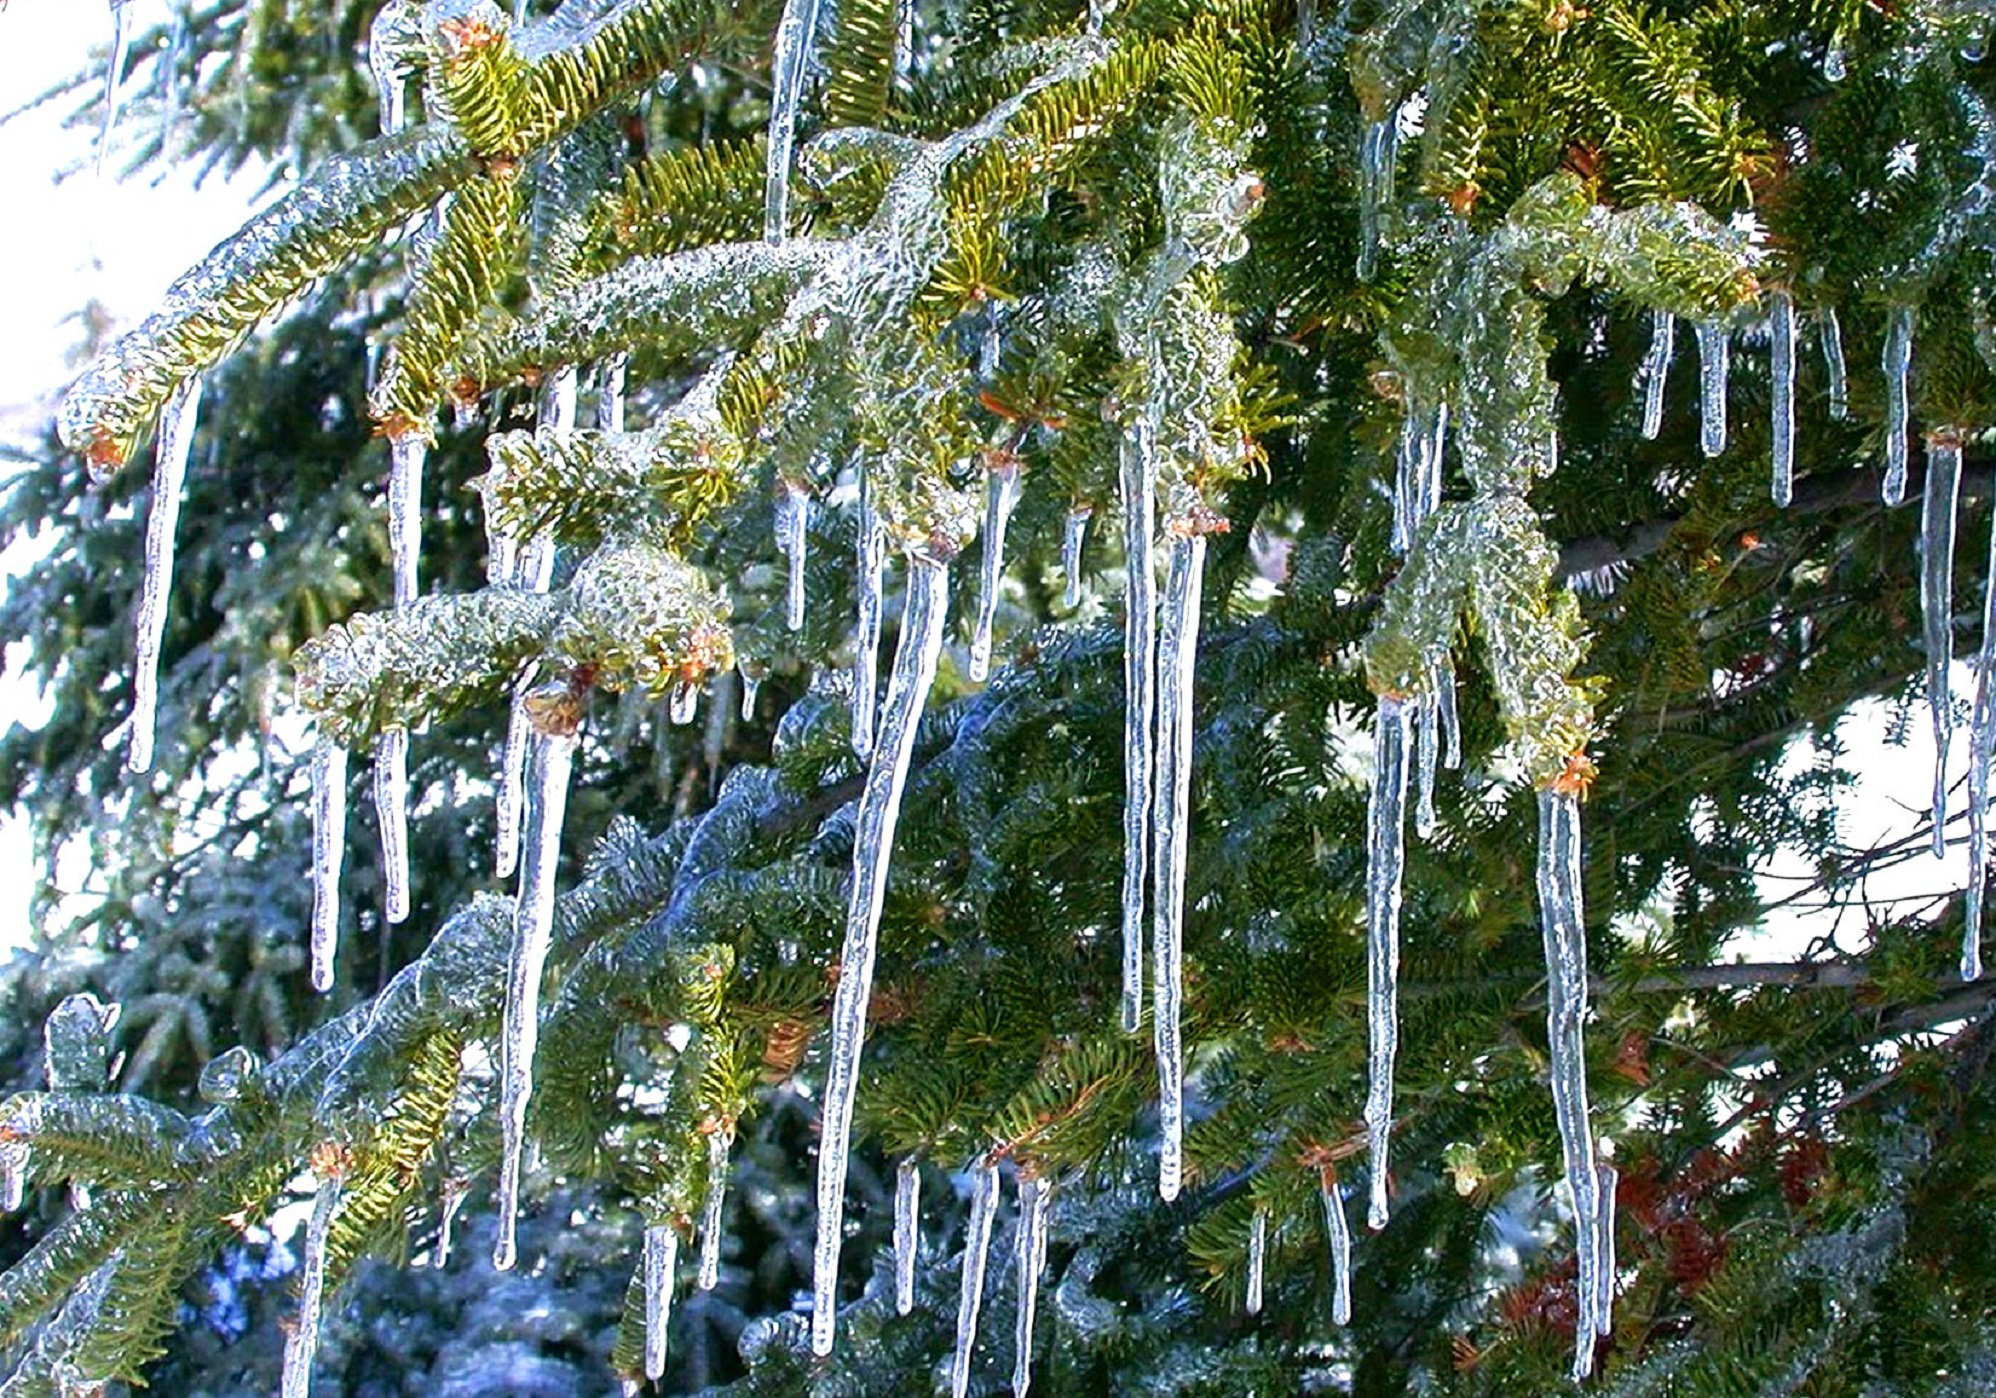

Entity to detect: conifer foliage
[6,0,1996,1391]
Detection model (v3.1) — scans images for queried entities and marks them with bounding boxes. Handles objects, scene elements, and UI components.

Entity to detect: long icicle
[1119,424,1158,1034]
[894,1157,921,1315]
[1967,489,1996,981]
[777,481,811,633]
[493,717,580,1271]
[1536,787,1605,1380]
[763,0,823,242]
[280,1161,345,1398]
[969,461,1022,682]
[1770,291,1797,507]
[1355,112,1396,282]
[1414,686,1439,839]
[388,436,424,607]
[949,1157,1000,1398]
[310,732,349,993]
[129,376,203,774]
[1594,1160,1619,1340]
[1436,659,1461,770]
[1152,532,1207,1202]
[1062,506,1090,609]
[1012,1174,1052,1396]
[697,1131,730,1290]
[643,1221,678,1382]
[1883,305,1915,505]
[374,729,412,923]
[1695,321,1729,458]
[1822,306,1850,420]
[853,468,886,760]
[1923,432,1964,859]
[811,554,951,1357]
[1244,1205,1268,1316]
[1639,310,1675,441]
[1321,1171,1353,1326]
[1363,696,1414,1229]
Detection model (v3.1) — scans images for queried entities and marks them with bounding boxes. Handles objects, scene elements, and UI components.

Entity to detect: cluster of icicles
[94,9,1996,1396]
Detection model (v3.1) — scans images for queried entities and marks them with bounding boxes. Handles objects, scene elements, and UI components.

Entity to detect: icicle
[776,481,811,633]
[1883,305,1914,506]
[1436,659,1462,771]
[764,0,824,242]
[1536,788,1604,1379]
[811,556,951,1357]
[1414,688,1439,839]
[599,354,629,432]
[1923,433,1964,860]
[129,376,203,775]
[0,1128,26,1211]
[99,0,133,171]
[1594,1160,1619,1339]
[948,1159,1000,1398]
[1356,113,1397,283]
[1321,1174,1352,1326]
[1770,292,1797,507]
[280,1166,344,1398]
[1695,321,1729,458]
[1824,43,1847,81]
[738,661,763,721]
[1119,427,1158,1035]
[374,729,412,924]
[853,471,885,761]
[697,1131,730,1290]
[1012,1175,1052,1396]
[432,1176,467,1268]
[894,1157,920,1315]
[970,461,1022,683]
[369,7,406,137]
[493,723,580,1272]
[1639,310,1675,441]
[1152,532,1207,1202]
[643,1222,678,1382]
[1244,1206,1268,1316]
[389,435,425,608]
[1363,696,1413,1229]
[1822,306,1850,420]
[1966,500,1996,981]
[893,0,917,82]
[1391,400,1422,555]
[310,734,349,994]
[1061,506,1091,609]
[670,681,699,726]
[496,538,557,880]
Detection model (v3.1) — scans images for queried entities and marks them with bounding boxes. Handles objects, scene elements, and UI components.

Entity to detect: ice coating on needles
[129,376,203,775]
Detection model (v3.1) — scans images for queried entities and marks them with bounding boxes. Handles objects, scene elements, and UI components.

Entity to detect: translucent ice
[1012,1174,1051,1395]
[310,733,349,993]
[1821,306,1850,420]
[99,0,133,170]
[280,1168,343,1398]
[1244,1206,1267,1316]
[1119,427,1157,1035]
[1770,292,1796,506]
[1062,506,1091,610]
[129,376,203,775]
[1356,114,1396,282]
[894,1156,920,1315]
[389,435,425,608]
[949,1158,1000,1398]
[1639,310,1674,441]
[1696,321,1729,458]
[599,354,628,432]
[853,471,886,760]
[433,1175,467,1267]
[698,1131,729,1290]
[969,462,1022,682]
[1968,510,1996,980]
[1321,1174,1352,1325]
[764,0,825,242]
[1414,687,1439,839]
[1883,305,1914,506]
[1363,696,1413,1229]
[777,481,811,634]
[670,681,699,726]
[643,1221,678,1381]
[811,556,950,1356]
[1924,434,1963,859]
[1435,657,1461,770]
[374,728,412,925]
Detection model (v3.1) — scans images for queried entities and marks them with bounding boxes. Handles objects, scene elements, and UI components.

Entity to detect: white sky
[0,2,1972,970]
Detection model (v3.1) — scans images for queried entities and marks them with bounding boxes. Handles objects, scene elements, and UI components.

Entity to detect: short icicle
[670,681,699,726]
[0,1140,25,1213]
[893,1157,920,1315]
[1770,291,1797,507]
[1639,309,1675,441]
[1414,688,1439,839]
[493,714,581,1272]
[1244,1206,1268,1316]
[1151,531,1207,1202]
[969,461,1022,682]
[496,540,558,881]
[1012,1174,1052,1396]
[1321,1172,1353,1326]
[1536,787,1605,1379]
[698,1131,730,1290]
[949,1158,1001,1398]
[388,434,425,608]
[1363,696,1414,1229]
[738,661,763,721]
[811,554,951,1357]
[643,1221,678,1382]
[1356,112,1397,282]
[310,732,349,993]
[1119,426,1158,1035]
[854,470,886,760]
[1594,1160,1619,1339]
[777,481,811,634]
[763,0,824,242]
[1883,305,1914,506]
[374,728,412,923]
[432,1176,467,1267]
[1695,320,1729,458]
[1435,657,1462,771]
[1922,432,1964,859]
[1821,306,1850,421]
[1061,506,1091,610]
[1966,497,1996,981]
[599,354,628,432]
[280,1160,345,1398]
[129,375,203,774]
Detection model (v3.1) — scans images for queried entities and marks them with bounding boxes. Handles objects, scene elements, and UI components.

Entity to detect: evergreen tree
[5,0,1996,1392]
